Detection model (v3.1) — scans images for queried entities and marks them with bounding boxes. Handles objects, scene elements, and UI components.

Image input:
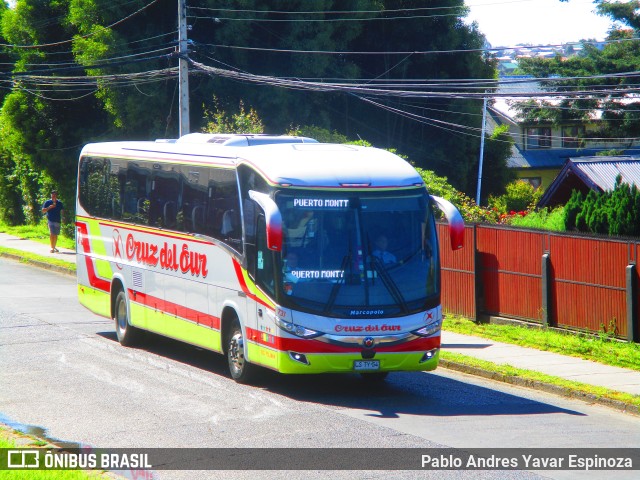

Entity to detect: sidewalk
[1,231,639,413]
[0,231,76,265]
[441,330,640,398]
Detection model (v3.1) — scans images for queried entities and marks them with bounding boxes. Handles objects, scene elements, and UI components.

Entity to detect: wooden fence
[437,223,640,342]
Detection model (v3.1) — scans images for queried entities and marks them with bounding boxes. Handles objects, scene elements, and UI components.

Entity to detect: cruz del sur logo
[124,233,209,277]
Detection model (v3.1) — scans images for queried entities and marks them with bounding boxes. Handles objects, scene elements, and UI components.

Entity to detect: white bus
[76,134,463,383]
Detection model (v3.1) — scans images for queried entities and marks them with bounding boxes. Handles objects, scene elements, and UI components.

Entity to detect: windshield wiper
[323,253,351,315]
[370,256,409,314]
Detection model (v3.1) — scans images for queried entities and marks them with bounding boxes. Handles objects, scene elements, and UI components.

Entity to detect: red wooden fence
[437,223,640,341]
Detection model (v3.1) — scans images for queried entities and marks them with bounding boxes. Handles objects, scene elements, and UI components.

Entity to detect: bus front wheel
[226,319,255,384]
[114,290,141,347]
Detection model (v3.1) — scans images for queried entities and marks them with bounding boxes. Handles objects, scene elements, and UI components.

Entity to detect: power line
[191,36,640,58]
[187,4,468,16]
[188,59,640,99]
[187,12,460,23]
[0,52,176,79]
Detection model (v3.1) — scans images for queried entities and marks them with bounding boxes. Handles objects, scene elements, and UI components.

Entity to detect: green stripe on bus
[246,342,439,374]
[142,306,222,352]
[77,285,110,318]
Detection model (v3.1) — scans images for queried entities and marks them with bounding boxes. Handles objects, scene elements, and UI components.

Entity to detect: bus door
[245,191,282,363]
[249,214,277,323]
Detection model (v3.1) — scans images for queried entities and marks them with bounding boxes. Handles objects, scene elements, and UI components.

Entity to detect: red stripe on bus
[78,221,220,329]
[245,327,440,354]
[76,222,111,293]
[232,258,249,294]
[231,258,273,309]
[131,291,221,330]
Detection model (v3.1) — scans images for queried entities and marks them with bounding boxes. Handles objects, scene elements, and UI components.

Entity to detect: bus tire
[226,319,255,384]
[114,290,141,347]
[360,372,389,383]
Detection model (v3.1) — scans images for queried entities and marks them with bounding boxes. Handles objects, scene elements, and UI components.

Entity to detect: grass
[0,246,76,273]
[440,351,640,411]
[0,219,76,273]
[0,219,75,250]
[443,315,640,372]
[508,206,566,231]
[0,426,101,479]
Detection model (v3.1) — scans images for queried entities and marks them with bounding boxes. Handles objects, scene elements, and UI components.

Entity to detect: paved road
[1,257,639,480]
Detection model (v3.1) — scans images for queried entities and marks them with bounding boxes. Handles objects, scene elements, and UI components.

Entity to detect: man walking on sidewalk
[42,190,64,253]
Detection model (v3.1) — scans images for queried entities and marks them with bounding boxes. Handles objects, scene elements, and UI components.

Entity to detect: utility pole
[178,0,190,136]
[475,95,488,205]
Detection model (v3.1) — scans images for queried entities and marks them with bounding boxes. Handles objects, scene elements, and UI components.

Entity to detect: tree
[489,180,542,214]
[563,190,583,231]
[190,1,507,198]
[471,124,516,204]
[0,0,508,227]
[0,0,94,226]
[202,97,264,134]
[0,0,178,226]
[0,1,24,225]
[516,1,640,144]
[564,176,640,237]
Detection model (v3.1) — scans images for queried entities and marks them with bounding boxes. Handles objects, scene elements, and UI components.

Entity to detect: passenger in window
[372,234,397,265]
[287,211,314,247]
[283,251,301,283]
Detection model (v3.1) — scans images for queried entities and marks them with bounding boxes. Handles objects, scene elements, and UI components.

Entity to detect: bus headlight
[412,316,442,337]
[274,317,323,339]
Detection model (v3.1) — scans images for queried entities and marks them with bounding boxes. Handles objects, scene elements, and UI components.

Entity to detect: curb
[439,358,640,417]
[0,251,75,277]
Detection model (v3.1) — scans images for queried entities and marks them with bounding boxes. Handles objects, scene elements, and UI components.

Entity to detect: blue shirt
[373,249,397,264]
[43,199,64,223]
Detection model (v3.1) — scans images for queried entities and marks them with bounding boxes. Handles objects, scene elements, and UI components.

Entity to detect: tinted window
[79,156,243,252]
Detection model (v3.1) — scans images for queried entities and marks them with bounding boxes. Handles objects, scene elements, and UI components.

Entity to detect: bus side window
[205,197,223,238]
[149,174,179,228]
[179,165,209,234]
[191,204,205,233]
[121,165,149,224]
[208,169,243,253]
[164,201,177,229]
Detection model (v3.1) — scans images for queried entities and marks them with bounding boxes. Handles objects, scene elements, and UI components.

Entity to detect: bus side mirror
[431,195,464,250]
[249,190,283,251]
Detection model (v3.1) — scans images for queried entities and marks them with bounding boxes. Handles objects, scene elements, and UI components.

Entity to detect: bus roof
[80,137,424,189]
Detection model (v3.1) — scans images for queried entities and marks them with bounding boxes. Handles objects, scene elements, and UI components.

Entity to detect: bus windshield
[274,189,439,318]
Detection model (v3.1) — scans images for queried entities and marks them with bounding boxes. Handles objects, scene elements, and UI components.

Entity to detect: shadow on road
[97,330,585,420]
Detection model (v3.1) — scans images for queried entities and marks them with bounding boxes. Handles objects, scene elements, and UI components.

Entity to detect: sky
[465,0,616,47]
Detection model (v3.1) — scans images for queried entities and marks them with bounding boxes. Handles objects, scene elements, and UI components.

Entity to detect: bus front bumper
[247,342,440,374]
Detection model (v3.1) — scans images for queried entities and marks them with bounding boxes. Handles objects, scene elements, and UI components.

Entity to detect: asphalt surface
[1,231,639,417]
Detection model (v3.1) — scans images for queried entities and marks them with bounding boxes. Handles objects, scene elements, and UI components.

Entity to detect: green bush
[564,176,640,236]
[202,97,264,134]
[287,125,349,144]
[416,168,500,223]
[488,180,543,214]
[509,206,566,231]
[563,190,583,231]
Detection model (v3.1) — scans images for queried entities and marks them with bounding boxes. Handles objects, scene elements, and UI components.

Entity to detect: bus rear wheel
[114,290,141,347]
[227,319,255,384]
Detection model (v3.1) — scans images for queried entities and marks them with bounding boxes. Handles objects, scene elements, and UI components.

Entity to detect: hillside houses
[486,74,640,191]
[492,42,595,75]
[538,156,640,208]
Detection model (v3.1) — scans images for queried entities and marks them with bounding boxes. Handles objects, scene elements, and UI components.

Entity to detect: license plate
[353,360,380,371]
